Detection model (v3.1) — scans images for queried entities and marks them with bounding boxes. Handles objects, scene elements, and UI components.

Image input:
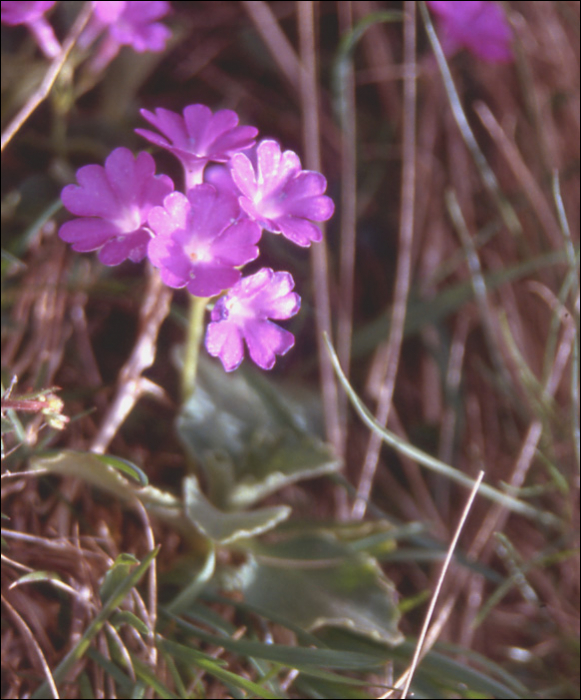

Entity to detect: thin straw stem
[352,0,417,518]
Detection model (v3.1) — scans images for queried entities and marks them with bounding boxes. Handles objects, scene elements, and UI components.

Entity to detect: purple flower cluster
[427,1,513,63]
[82,1,172,72]
[59,104,334,372]
[1,1,172,68]
[1,1,60,58]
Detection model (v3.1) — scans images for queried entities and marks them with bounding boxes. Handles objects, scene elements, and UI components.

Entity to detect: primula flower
[136,104,258,189]
[59,147,174,266]
[83,1,172,72]
[1,1,60,58]
[427,1,513,63]
[203,163,241,199]
[230,140,334,247]
[206,268,301,372]
[147,184,261,297]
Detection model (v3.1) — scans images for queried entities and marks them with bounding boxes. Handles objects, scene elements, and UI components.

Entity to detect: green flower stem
[182,294,210,401]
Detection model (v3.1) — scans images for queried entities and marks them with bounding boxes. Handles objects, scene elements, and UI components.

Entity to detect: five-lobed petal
[59,147,174,266]
[230,140,334,247]
[205,268,301,371]
[147,184,261,298]
[136,104,258,187]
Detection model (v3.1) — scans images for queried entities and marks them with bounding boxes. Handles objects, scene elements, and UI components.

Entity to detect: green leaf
[337,10,403,58]
[183,475,290,545]
[164,545,216,615]
[414,644,528,699]
[333,9,403,133]
[293,675,377,699]
[110,609,150,636]
[30,450,150,495]
[78,671,96,700]
[29,450,213,545]
[10,570,64,587]
[315,629,528,699]
[1,247,25,269]
[99,553,139,604]
[131,657,182,699]
[91,453,149,486]
[272,518,404,558]
[231,533,403,646]
[199,593,328,649]
[247,531,351,561]
[177,357,341,509]
[86,647,134,695]
[159,638,279,699]
[162,615,383,670]
[324,335,561,529]
[31,548,159,699]
[30,450,136,501]
[1,416,14,433]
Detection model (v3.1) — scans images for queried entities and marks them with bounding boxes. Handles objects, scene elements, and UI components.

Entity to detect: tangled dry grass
[1,2,579,698]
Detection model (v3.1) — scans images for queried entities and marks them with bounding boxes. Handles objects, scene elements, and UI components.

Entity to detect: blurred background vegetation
[1,1,579,698]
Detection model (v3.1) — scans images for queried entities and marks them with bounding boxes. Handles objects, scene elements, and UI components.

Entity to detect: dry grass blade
[325,332,560,527]
[381,470,485,699]
[474,101,562,248]
[1,1,578,696]
[90,267,171,454]
[336,0,357,451]
[353,0,417,519]
[1,593,59,699]
[241,0,304,90]
[132,499,158,669]
[297,0,343,464]
[418,0,522,236]
[0,2,93,152]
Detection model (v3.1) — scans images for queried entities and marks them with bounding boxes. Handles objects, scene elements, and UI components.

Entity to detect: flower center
[114,205,142,234]
[257,190,287,219]
[225,295,253,321]
[186,241,211,264]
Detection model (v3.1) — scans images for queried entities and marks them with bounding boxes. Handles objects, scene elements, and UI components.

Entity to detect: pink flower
[230,140,334,248]
[82,1,172,72]
[427,1,513,63]
[59,148,174,266]
[1,1,60,58]
[203,163,241,199]
[136,104,258,189]
[94,0,170,51]
[147,184,261,297]
[205,268,301,371]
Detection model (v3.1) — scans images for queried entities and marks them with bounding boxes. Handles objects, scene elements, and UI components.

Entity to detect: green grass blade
[324,333,560,528]
[30,547,159,699]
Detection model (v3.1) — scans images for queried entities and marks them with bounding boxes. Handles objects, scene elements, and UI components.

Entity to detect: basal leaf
[232,534,403,646]
[183,475,291,544]
[31,450,135,501]
[177,357,341,509]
